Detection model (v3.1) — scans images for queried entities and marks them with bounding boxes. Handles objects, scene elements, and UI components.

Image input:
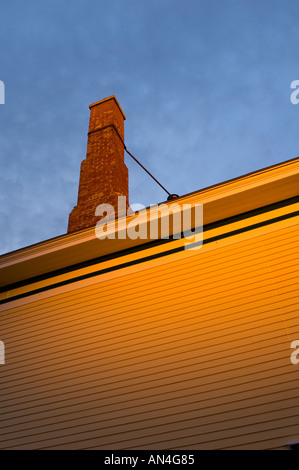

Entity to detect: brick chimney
[67,96,129,233]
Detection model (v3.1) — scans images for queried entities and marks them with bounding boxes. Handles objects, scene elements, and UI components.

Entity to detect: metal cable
[88,124,179,200]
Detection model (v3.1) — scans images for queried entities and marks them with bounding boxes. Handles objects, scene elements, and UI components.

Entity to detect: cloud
[1,0,299,253]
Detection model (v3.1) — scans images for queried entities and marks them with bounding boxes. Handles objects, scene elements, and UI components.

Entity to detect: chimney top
[67,96,129,233]
[89,95,126,120]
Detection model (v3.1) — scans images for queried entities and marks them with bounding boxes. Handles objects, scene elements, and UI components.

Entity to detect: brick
[67,96,129,233]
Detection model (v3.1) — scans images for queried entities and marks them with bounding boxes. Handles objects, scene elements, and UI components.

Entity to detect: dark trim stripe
[1,204,298,306]
[1,195,299,295]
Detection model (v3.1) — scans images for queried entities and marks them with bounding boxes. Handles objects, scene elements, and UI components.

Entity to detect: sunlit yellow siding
[0,193,298,449]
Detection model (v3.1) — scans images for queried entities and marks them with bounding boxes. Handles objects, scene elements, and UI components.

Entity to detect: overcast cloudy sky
[1,0,299,254]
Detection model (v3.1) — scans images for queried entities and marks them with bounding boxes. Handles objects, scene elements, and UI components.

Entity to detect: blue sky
[1,0,299,254]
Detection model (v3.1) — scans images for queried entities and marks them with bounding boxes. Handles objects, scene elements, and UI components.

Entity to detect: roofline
[1,154,299,289]
[1,154,298,259]
[181,154,299,199]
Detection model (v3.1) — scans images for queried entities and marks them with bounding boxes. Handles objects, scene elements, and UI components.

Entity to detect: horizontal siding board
[0,367,297,418]
[1,393,298,440]
[0,315,296,392]
[2,268,298,343]
[3,311,297,385]
[1,403,299,449]
[3,416,299,450]
[3,239,298,319]
[3,262,299,337]
[1,242,298,313]
[1,220,298,317]
[3,314,298,381]
[3,308,297,379]
[3,286,298,356]
[0,316,296,391]
[0,347,295,406]
[1,381,298,436]
[2,225,299,312]
[0,385,298,434]
[1,382,297,436]
[0,205,298,449]
[1,216,297,310]
[1,224,298,300]
[130,425,299,451]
